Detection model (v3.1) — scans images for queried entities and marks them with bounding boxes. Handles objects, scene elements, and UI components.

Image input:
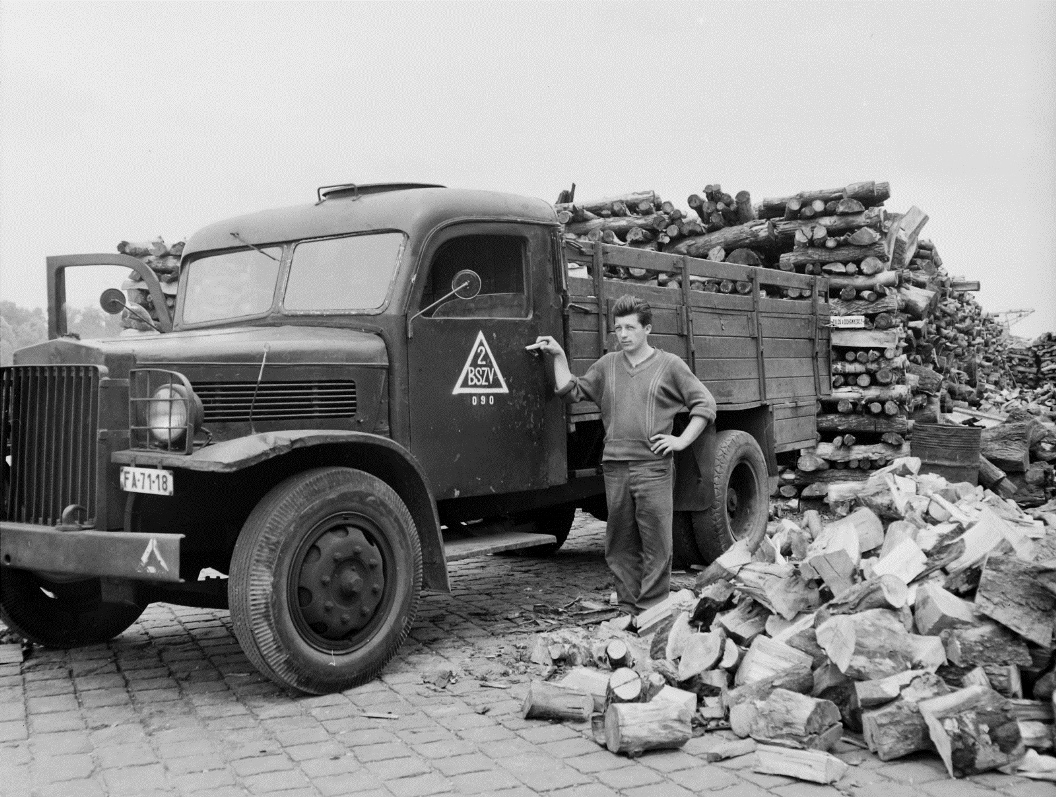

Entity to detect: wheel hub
[726,490,740,515]
[296,523,385,640]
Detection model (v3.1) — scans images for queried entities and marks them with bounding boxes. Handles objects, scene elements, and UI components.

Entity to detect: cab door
[407,223,565,500]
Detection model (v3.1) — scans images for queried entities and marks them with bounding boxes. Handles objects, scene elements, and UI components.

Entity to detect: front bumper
[0,522,183,583]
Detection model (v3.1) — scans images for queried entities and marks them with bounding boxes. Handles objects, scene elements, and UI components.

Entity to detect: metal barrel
[910,423,983,485]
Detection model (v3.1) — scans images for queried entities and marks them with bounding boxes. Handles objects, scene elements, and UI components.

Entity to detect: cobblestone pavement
[1,513,1050,797]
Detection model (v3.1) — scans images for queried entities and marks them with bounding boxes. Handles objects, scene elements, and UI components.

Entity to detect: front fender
[113,431,449,592]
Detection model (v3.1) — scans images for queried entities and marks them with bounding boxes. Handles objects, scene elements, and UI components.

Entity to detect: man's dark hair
[611,294,652,327]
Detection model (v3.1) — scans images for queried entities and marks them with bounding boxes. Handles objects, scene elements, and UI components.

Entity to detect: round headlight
[147,384,201,444]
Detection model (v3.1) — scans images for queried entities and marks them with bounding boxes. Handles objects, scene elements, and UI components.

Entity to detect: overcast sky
[2,0,1054,339]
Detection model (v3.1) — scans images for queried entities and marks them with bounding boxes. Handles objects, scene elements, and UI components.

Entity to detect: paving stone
[362,754,433,781]
[170,767,238,791]
[241,768,312,793]
[230,754,295,777]
[387,771,455,796]
[31,752,95,782]
[566,749,637,774]
[623,784,697,797]
[771,783,845,797]
[30,729,93,755]
[96,742,160,768]
[998,782,1056,797]
[100,763,170,795]
[920,780,1011,797]
[448,768,523,794]
[667,763,742,791]
[38,779,108,797]
[880,757,951,785]
[596,763,667,789]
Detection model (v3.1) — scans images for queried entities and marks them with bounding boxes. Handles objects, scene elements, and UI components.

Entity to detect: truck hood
[12,326,388,374]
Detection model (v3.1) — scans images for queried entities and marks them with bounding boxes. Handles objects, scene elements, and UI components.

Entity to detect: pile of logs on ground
[116,237,183,333]
[519,459,1056,782]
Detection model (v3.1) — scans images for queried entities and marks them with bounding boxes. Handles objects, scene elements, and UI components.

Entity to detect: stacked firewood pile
[116,237,183,332]
[1008,345,1042,389]
[1037,334,1056,388]
[518,458,1056,782]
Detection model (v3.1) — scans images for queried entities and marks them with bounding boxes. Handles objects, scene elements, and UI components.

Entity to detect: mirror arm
[407,280,469,336]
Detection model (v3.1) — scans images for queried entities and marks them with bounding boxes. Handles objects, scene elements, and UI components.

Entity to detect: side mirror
[100,288,126,315]
[452,269,481,300]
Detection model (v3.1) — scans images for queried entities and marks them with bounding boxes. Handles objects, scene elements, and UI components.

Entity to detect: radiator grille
[194,380,357,422]
[1,366,100,526]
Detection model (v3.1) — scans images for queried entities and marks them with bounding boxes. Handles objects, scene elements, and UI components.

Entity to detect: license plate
[120,466,174,496]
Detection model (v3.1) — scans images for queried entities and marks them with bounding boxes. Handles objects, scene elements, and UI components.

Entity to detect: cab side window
[421,234,528,319]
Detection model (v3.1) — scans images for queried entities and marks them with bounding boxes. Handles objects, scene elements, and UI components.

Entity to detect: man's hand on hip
[649,434,687,456]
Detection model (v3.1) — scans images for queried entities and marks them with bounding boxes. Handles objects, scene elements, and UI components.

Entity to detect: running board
[443,526,556,561]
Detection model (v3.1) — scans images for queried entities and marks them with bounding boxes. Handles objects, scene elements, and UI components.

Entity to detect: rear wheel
[229,467,421,695]
[0,570,143,647]
[510,502,576,556]
[695,430,768,563]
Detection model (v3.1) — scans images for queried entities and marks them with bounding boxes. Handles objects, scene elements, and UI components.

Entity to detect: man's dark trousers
[602,458,674,612]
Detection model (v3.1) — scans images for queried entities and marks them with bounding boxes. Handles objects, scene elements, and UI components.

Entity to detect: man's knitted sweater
[557,348,716,461]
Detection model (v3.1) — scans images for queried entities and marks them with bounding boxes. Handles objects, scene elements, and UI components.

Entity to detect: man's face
[613,313,650,355]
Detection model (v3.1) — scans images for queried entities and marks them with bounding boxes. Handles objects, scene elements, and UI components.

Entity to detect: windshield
[284,232,405,312]
[182,247,282,324]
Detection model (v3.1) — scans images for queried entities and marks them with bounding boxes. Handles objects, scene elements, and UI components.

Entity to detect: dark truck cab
[1,184,829,693]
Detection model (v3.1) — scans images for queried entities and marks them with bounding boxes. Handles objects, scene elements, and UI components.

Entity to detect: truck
[0,183,830,694]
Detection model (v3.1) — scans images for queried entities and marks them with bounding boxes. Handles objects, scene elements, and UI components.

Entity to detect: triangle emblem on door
[453,330,509,395]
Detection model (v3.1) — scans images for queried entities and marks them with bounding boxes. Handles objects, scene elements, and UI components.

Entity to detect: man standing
[527,294,716,616]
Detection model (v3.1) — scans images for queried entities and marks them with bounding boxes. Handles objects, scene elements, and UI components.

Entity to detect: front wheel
[694,430,768,563]
[229,467,422,695]
[0,570,144,647]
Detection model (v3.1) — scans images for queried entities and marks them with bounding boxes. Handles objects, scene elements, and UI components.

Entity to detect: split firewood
[815,575,909,624]
[730,688,843,751]
[702,738,757,762]
[725,663,815,713]
[677,630,727,681]
[606,667,643,706]
[734,636,814,687]
[918,685,1025,778]
[522,680,594,721]
[861,672,951,760]
[604,701,693,756]
[800,520,861,596]
[913,582,977,635]
[754,744,850,785]
[651,610,693,661]
[816,609,913,680]
[941,622,1033,670]
[974,555,1055,648]
[732,563,821,620]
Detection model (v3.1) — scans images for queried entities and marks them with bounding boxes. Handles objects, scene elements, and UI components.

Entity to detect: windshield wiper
[230,231,278,261]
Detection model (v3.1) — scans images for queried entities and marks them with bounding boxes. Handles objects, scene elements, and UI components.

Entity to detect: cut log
[816,609,913,680]
[974,555,1055,648]
[918,685,1025,778]
[557,667,610,713]
[981,421,1033,473]
[652,684,697,716]
[861,672,951,760]
[606,667,643,705]
[604,700,692,756]
[757,182,891,219]
[898,285,938,320]
[669,220,777,258]
[565,213,670,239]
[735,191,756,223]
[773,206,884,245]
[871,537,927,584]
[815,414,909,434]
[855,670,930,709]
[576,191,662,217]
[780,242,888,269]
[754,744,850,785]
[605,638,635,670]
[522,680,594,721]
[827,385,911,405]
[729,688,842,750]
[942,622,1033,669]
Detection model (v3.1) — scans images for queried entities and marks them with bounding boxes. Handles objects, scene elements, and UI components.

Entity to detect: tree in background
[1,301,122,365]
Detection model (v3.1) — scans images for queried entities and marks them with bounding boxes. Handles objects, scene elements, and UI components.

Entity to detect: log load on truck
[0,184,830,693]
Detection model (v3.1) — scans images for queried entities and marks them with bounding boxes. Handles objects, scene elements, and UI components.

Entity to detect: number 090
[471,395,494,406]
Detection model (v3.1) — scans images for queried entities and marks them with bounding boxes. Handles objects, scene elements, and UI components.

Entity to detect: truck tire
[694,430,768,564]
[229,467,422,695]
[0,571,144,647]
[511,502,576,555]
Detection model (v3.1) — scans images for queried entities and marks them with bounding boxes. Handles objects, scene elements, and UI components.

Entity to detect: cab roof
[183,185,559,258]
